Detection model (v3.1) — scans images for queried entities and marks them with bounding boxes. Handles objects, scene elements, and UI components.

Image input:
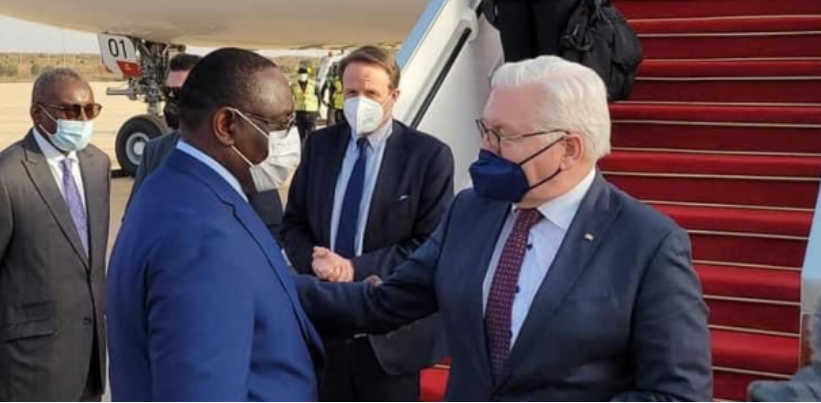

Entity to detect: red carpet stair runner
[419,0,821,400]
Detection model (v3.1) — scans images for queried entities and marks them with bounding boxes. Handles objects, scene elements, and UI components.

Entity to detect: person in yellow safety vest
[332,76,345,125]
[321,64,345,127]
[292,66,320,144]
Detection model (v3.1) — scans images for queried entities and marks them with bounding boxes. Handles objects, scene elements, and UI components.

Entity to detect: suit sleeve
[611,229,713,402]
[350,142,455,280]
[280,133,320,274]
[146,223,255,401]
[0,178,12,267]
[296,191,461,337]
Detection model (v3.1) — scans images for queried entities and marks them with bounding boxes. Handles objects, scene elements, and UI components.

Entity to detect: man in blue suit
[301,56,713,401]
[107,48,324,401]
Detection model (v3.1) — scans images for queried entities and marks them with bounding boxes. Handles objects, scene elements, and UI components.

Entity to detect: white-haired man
[299,56,712,401]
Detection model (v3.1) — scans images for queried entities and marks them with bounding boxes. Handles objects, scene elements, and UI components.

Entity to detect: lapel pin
[584,233,595,242]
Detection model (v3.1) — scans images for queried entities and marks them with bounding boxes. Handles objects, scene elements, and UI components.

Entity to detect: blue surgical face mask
[39,106,94,152]
[469,136,565,202]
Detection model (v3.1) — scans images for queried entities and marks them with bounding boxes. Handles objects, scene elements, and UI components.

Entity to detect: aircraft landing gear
[99,34,183,176]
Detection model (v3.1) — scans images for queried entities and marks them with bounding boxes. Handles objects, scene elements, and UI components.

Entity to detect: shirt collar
[175,140,249,202]
[350,119,393,149]
[32,127,79,164]
[516,168,596,231]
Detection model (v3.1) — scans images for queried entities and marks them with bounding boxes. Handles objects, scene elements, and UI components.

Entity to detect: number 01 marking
[108,38,129,59]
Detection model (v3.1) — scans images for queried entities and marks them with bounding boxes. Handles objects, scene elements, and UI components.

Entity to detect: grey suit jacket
[298,173,713,401]
[0,130,110,401]
[127,132,284,240]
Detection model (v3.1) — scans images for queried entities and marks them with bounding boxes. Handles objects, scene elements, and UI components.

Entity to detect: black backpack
[559,0,643,102]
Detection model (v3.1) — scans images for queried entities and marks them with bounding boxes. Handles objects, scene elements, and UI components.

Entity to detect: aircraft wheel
[115,114,168,177]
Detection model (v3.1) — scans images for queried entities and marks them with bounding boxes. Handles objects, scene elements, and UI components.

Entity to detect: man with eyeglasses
[0,68,110,401]
[126,53,299,241]
[107,48,324,401]
[296,56,712,401]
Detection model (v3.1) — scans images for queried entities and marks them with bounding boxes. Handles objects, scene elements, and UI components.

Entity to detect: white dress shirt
[176,140,249,202]
[482,168,597,347]
[32,128,87,208]
[329,122,393,256]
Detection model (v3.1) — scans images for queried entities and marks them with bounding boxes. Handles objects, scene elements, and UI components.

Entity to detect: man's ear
[562,132,585,165]
[212,107,237,147]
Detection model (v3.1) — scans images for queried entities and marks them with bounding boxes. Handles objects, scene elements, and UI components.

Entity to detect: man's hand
[312,247,354,283]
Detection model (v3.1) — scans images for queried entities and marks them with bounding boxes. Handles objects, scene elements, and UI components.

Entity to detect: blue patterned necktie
[335,138,369,258]
[60,159,88,255]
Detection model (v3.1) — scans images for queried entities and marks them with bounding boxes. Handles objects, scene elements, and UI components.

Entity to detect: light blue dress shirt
[329,122,394,256]
[176,140,249,202]
[482,168,596,347]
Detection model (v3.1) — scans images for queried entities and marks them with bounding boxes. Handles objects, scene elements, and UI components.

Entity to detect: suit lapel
[363,122,409,251]
[167,151,325,366]
[319,126,353,245]
[467,199,512,384]
[79,149,107,271]
[498,173,622,388]
[21,131,89,269]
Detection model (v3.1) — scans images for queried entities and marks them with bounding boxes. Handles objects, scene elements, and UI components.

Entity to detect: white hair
[490,56,611,161]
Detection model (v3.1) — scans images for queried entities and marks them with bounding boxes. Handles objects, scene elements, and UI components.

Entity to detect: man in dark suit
[0,68,110,401]
[483,0,582,62]
[281,46,454,401]
[300,56,712,401]
[127,54,298,240]
[107,48,324,401]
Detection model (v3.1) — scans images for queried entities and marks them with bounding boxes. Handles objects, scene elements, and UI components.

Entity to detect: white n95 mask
[344,96,384,135]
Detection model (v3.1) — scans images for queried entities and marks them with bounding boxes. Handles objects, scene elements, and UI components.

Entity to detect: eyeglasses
[475,119,567,152]
[40,103,103,120]
[233,108,295,140]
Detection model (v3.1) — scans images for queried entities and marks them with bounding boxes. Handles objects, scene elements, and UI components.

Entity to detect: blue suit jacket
[108,150,324,401]
[298,173,713,401]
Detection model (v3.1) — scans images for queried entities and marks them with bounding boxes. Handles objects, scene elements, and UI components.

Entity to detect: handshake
[311,247,354,282]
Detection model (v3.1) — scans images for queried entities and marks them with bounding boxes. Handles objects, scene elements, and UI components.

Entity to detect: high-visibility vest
[291,81,319,112]
[332,78,345,110]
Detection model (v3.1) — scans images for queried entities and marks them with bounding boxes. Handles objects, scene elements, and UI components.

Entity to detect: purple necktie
[486,208,542,379]
[60,159,88,255]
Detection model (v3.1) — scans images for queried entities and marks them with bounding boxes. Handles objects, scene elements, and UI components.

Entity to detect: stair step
[610,103,821,154]
[630,16,821,59]
[714,370,788,401]
[618,0,821,19]
[632,60,821,104]
[642,204,811,267]
[711,329,799,375]
[653,204,813,238]
[696,265,801,302]
[707,297,800,334]
[602,151,821,179]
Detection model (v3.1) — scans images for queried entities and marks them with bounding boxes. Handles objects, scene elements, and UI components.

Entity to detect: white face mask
[344,96,387,135]
[39,106,94,152]
[232,109,300,193]
[298,73,308,82]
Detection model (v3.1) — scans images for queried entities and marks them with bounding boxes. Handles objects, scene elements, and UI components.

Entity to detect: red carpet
[419,0,819,401]
[609,0,818,399]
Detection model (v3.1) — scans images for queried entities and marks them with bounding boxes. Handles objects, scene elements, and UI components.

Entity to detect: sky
[0,15,326,57]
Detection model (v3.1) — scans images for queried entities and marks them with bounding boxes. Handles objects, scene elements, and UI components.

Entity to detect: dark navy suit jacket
[297,173,713,401]
[108,150,324,401]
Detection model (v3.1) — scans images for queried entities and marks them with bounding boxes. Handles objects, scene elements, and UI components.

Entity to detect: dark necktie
[61,159,89,255]
[486,208,543,379]
[335,138,369,258]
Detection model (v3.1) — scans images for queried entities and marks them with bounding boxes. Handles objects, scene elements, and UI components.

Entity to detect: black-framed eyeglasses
[475,119,568,152]
[40,103,103,120]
